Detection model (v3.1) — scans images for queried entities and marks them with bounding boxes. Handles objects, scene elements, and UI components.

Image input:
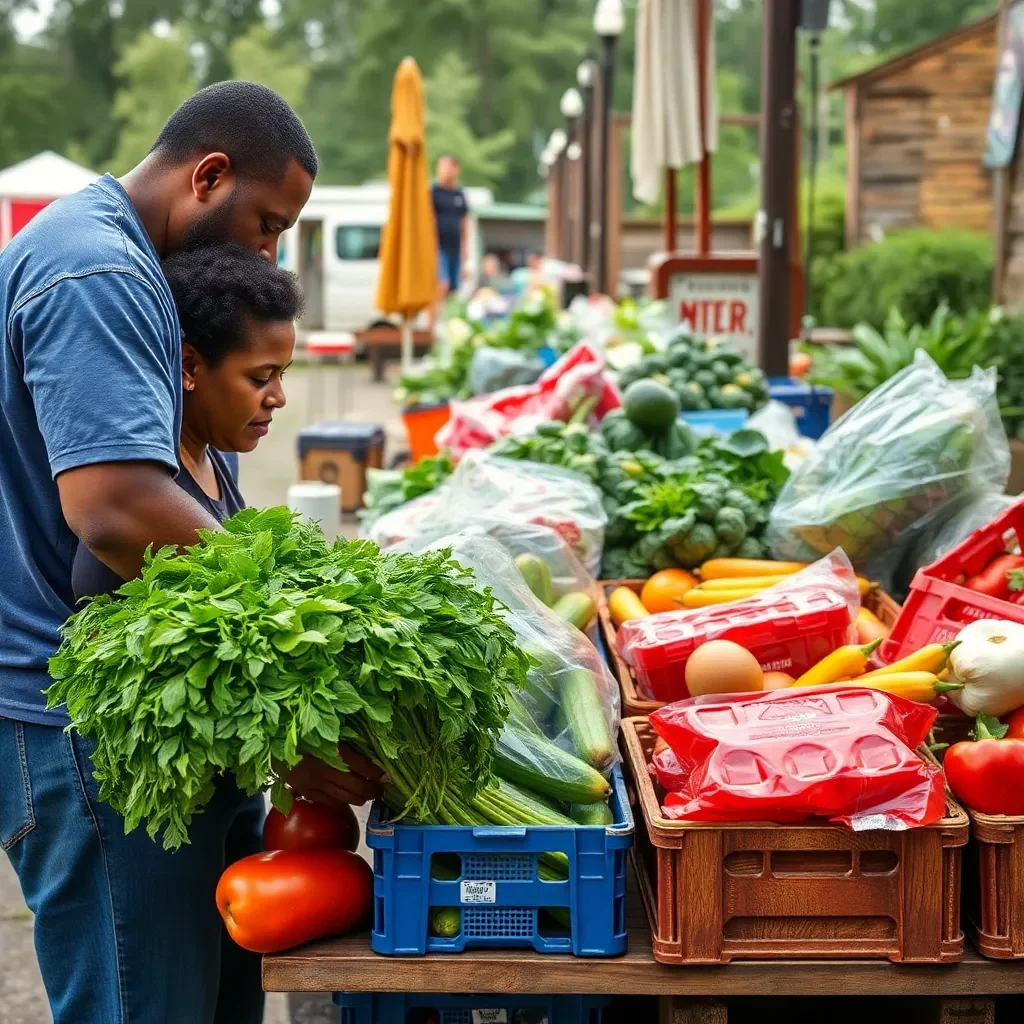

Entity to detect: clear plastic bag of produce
[435,340,621,459]
[617,549,862,703]
[766,351,1009,584]
[396,530,621,801]
[366,450,608,578]
[649,685,945,830]
[469,344,545,396]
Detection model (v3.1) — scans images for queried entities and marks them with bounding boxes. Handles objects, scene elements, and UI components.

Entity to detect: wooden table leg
[919,998,996,1024]
[371,344,385,384]
[659,997,728,1024]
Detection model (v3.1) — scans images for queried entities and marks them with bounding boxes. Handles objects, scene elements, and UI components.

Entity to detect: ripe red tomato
[216,849,373,953]
[944,736,1024,816]
[1006,706,1024,740]
[263,798,359,852]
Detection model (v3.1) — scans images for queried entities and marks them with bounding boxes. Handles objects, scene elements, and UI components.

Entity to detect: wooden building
[834,14,998,248]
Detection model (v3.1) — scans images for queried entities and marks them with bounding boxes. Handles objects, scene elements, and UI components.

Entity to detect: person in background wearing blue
[0,82,382,1024]
[432,152,471,299]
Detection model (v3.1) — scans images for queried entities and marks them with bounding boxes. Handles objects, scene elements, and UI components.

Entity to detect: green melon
[623,379,680,432]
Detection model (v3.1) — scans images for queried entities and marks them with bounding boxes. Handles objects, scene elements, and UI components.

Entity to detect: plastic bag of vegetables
[469,344,545,396]
[397,530,621,807]
[767,352,1008,583]
[368,450,608,578]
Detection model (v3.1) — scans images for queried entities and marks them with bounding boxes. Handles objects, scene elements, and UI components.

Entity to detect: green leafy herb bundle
[48,507,530,849]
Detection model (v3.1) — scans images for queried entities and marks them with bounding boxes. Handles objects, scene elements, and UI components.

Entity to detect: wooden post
[844,85,861,249]
[756,0,799,376]
[545,166,562,258]
[608,114,627,298]
[695,0,712,257]
[665,169,677,254]
[993,0,1013,303]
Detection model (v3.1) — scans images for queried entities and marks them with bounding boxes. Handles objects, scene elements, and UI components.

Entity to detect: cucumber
[570,802,614,826]
[558,669,616,770]
[495,725,612,805]
[520,672,557,722]
[431,854,461,881]
[515,553,555,606]
[481,777,576,826]
[551,591,596,630]
[430,907,461,938]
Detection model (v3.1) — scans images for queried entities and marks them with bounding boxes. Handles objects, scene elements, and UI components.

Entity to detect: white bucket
[287,482,341,540]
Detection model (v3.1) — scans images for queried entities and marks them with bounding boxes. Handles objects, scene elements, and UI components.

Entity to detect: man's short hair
[437,153,460,165]
[152,81,318,182]
[162,243,304,366]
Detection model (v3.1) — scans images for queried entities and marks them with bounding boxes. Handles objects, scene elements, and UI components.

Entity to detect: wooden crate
[622,717,968,965]
[963,810,1024,959]
[598,580,903,719]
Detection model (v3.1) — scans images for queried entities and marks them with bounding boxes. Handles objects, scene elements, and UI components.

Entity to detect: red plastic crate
[617,589,852,704]
[882,495,1024,662]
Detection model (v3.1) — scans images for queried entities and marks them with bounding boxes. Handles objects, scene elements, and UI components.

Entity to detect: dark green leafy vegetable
[47,508,531,849]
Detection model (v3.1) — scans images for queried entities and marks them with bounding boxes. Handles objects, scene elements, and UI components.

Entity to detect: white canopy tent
[0,151,98,248]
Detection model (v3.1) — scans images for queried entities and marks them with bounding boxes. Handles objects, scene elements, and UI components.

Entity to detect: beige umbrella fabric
[631,0,718,206]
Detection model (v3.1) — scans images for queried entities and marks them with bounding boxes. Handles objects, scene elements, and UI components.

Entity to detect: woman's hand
[284,746,385,807]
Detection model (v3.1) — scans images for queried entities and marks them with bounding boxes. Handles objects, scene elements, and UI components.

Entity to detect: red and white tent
[0,151,98,249]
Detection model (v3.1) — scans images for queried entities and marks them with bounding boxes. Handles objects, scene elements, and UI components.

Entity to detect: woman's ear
[182,342,202,393]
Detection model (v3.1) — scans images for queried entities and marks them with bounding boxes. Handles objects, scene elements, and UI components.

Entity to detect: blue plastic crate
[680,408,750,435]
[537,346,559,367]
[365,766,633,957]
[335,993,610,1024]
[767,377,833,439]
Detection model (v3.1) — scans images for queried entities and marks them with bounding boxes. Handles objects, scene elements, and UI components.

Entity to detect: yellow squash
[697,575,875,596]
[792,639,882,687]
[699,558,808,580]
[607,587,649,628]
[857,641,959,680]
[680,587,765,608]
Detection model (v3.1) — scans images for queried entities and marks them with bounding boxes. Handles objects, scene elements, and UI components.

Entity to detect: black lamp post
[576,57,597,278]
[560,86,584,266]
[594,0,625,296]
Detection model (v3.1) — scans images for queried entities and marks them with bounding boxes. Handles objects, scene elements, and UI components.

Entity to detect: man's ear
[182,342,202,391]
[191,153,232,201]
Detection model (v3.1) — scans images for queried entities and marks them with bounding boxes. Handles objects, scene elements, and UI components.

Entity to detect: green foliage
[804,304,999,401]
[47,507,530,849]
[815,230,993,330]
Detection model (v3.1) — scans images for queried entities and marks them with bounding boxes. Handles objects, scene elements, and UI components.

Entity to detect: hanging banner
[984,1,1024,169]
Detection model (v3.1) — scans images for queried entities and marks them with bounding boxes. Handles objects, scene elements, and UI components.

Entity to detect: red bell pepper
[965,554,1024,600]
[944,715,1024,816]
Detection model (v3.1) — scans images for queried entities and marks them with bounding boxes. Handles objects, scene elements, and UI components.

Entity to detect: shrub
[815,229,993,329]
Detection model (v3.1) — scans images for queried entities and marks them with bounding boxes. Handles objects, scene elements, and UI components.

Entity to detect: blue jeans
[439,247,462,293]
[0,716,265,1024]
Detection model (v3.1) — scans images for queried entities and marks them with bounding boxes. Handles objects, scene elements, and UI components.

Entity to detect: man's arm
[58,462,218,580]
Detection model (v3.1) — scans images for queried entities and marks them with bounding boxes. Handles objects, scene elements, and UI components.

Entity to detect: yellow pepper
[680,587,766,608]
[857,641,959,680]
[844,672,964,703]
[791,639,883,687]
[697,575,876,597]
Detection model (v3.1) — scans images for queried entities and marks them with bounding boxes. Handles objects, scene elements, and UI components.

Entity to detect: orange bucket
[402,402,450,463]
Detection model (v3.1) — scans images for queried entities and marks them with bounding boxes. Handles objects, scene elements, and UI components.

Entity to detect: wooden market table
[263,865,1024,1000]
[355,325,433,383]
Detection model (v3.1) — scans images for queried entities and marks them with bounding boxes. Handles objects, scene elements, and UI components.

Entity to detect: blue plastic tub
[335,993,610,1024]
[767,377,833,439]
[365,766,633,957]
[537,345,559,367]
[680,408,750,435]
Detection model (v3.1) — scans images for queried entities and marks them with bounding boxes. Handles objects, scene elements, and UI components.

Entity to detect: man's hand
[285,745,385,807]
[58,461,219,580]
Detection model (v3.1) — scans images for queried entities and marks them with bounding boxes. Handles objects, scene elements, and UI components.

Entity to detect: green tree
[228,23,309,111]
[110,27,196,174]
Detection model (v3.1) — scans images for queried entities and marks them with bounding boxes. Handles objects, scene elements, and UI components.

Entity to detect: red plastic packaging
[435,340,621,458]
[618,589,852,702]
[883,494,1024,663]
[650,686,945,830]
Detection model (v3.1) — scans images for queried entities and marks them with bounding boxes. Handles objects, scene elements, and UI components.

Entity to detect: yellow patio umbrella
[375,57,438,372]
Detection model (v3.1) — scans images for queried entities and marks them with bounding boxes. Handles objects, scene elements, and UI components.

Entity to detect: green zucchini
[430,907,461,938]
[569,802,614,826]
[551,591,596,630]
[558,669,616,770]
[515,553,555,606]
[495,726,611,805]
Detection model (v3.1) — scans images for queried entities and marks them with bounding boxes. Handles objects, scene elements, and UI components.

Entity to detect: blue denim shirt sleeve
[14,269,180,478]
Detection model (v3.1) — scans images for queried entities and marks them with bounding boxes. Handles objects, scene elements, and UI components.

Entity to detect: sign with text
[668,272,759,364]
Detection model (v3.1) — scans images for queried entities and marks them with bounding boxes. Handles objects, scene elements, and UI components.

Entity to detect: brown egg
[685,640,764,697]
[762,671,795,690]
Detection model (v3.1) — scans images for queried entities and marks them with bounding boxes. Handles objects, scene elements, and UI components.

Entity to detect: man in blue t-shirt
[431,153,470,295]
[0,82,380,1024]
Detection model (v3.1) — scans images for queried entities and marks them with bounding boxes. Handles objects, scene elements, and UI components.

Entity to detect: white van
[276,182,492,340]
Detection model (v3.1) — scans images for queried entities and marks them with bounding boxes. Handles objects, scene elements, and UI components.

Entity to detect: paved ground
[0,363,405,1023]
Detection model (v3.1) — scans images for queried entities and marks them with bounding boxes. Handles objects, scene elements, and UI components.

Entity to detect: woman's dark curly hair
[161,243,304,367]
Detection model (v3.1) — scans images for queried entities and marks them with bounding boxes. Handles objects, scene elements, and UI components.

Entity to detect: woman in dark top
[73,242,301,599]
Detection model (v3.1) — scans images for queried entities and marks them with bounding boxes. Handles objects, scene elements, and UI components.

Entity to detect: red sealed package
[436,340,621,458]
[650,686,945,830]
[617,551,860,702]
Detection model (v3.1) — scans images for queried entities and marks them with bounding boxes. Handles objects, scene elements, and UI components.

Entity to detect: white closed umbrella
[631,0,718,207]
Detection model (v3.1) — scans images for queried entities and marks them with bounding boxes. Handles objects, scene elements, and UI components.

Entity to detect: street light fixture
[560,87,584,120]
[549,129,568,156]
[567,142,582,162]
[594,0,624,295]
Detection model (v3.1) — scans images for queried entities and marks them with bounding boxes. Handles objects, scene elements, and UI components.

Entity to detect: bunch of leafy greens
[360,454,456,528]
[47,507,530,850]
